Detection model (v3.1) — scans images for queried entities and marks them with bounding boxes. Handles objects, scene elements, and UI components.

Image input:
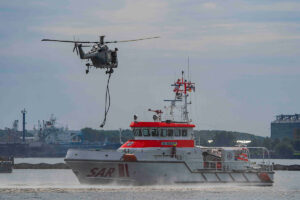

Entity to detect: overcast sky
[1,0,300,137]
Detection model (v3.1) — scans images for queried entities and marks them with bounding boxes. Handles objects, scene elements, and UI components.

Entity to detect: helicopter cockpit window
[167,129,173,137]
[151,128,159,137]
[182,129,188,137]
[160,129,167,137]
[143,128,150,137]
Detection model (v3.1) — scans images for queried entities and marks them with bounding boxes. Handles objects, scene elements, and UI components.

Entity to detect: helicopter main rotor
[41,35,160,73]
[41,35,160,45]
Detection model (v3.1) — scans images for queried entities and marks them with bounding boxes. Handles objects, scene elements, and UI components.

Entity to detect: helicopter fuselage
[78,44,118,69]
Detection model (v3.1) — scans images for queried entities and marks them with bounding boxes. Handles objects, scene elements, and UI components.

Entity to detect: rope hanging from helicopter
[100,69,113,128]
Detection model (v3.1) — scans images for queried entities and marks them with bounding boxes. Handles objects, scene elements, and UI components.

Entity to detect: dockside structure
[271,114,300,140]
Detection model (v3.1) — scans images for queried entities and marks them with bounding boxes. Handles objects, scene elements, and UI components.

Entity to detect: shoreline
[14,163,70,169]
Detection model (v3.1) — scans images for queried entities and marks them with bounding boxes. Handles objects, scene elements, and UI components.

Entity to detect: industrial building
[271,114,300,140]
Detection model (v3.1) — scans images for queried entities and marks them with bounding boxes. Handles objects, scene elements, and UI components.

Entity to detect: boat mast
[167,70,195,122]
[182,71,189,122]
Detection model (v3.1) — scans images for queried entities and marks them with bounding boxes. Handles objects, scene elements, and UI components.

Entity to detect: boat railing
[151,154,273,171]
[247,147,273,171]
[152,146,273,172]
[202,160,247,171]
[200,146,271,159]
[246,147,270,160]
[200,146,273,171]
[153,154,183,160]
[201,160,272,172]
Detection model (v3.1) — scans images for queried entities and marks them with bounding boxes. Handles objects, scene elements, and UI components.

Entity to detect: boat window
[134,128,142,136]
[138,129,142,136]
[133,129,139,136]
[167,129,173,137]
[151,128,159,137]
[160,129,167,137]
[174,129,181,137]
[143,128,150,136]
[182,129,187,137]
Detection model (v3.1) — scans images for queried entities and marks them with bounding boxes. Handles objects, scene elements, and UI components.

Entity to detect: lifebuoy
[258,172,272,182]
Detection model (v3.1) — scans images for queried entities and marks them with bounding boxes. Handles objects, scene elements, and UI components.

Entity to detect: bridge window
[143,128,150,136]
[182,129,187,136]
[151,128,159,137]
[174,129,181,137]
[160,129,167,137]
[167,129,173,137]
[133,129,138,136]
[133,128,142,136]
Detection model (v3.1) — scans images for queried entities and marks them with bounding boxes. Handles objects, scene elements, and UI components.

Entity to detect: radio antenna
[187,56,190,82]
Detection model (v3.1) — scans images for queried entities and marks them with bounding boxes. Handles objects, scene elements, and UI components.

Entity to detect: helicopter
[41,35,159,74]
[41,35,159,128]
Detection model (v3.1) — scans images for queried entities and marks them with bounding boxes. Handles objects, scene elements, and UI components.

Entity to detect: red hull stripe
[130,122,195,128]
[120,140,195,148]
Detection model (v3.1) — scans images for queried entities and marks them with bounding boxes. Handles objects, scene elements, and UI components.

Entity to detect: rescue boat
[65,71,274,186]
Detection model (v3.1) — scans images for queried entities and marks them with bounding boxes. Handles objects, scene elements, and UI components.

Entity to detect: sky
[0,0,300,137]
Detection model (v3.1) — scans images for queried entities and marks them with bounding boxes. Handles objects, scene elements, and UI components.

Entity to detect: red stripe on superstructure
[130,122,195,128]
[120,140,195,148]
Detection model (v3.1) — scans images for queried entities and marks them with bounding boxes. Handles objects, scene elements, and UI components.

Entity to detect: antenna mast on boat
[165,70,195,122]
[187,56,190,82]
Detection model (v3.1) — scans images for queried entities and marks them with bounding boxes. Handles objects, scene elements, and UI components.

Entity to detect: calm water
[0,158,299,200]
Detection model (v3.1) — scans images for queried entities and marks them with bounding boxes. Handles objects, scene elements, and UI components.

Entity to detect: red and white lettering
[105,168,115,177]
[87,168,99,177]
[118,164,130,177]
[87,167,116,177]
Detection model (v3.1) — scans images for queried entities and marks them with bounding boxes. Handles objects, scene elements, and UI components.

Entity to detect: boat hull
[65,159,274,186]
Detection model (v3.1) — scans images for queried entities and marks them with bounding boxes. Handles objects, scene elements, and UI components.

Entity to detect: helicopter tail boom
[77,44,86,59]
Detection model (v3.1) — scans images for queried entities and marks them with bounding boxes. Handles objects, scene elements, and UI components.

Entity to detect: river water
[0,158,299,200]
